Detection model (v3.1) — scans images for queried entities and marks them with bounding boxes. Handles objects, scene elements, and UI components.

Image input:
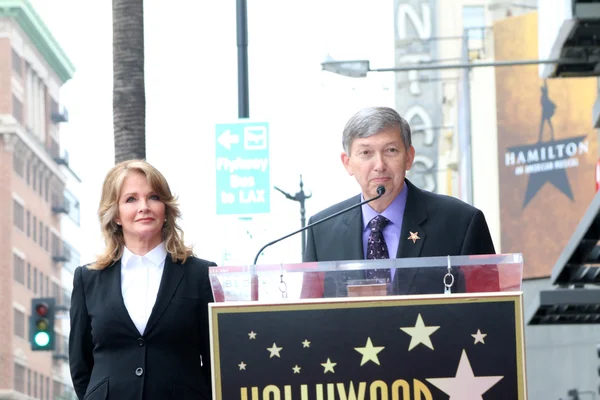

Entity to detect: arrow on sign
[218,130,240,150]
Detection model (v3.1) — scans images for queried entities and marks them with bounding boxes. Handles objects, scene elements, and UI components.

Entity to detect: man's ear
[405,145,415,171]
[341,152,353,176]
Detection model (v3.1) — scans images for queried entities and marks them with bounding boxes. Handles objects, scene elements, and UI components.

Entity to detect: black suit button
[135,367,143,377]
[137,338,144,347]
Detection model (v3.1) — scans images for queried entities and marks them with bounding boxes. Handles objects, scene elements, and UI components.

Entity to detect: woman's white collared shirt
[121,242,167,335]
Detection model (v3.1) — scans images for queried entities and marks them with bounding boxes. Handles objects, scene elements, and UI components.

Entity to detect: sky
[30,0,397,267]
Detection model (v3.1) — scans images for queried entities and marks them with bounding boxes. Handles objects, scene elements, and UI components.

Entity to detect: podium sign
[210,292,526,400]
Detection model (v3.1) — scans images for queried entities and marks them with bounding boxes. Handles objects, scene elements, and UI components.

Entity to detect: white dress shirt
[121,242,167,335]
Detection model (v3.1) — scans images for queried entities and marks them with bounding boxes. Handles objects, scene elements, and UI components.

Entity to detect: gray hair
[342,107,412,154]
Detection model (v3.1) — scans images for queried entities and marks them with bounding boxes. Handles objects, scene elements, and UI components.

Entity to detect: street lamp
[321,59,371,78]
[321,56,578,76]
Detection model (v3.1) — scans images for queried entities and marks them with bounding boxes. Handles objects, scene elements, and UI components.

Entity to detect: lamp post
[236,0,249,118]
[274,175,312,257]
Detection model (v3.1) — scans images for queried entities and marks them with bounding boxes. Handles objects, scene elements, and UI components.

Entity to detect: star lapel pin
[408,231,420,244]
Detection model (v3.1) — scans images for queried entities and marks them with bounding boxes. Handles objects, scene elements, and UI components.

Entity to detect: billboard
[495,12,598,279]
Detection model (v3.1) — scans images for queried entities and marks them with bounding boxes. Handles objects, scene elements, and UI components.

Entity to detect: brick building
[0,1,79,399]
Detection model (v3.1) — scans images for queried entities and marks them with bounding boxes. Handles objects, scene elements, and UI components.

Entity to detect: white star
[354,337,385,366]
[302,339,311,348]
[248,331,257,339]
[266,343,283,358]
[400,314,440,350]
[238,361,247,370]
[426,350,503,400]
[321,358,336,373]
[292,365,301,374]
[472,329,487,344]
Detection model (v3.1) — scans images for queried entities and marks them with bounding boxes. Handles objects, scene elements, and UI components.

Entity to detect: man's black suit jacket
[69,255,215,400]
[303,179,496,297]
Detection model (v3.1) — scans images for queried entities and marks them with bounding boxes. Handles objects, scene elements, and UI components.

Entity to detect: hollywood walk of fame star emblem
[426,350,503,399]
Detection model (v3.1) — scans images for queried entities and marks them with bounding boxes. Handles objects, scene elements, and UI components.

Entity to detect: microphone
[253,185,386,265]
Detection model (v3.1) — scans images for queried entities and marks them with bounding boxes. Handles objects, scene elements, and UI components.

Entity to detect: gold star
[248,331,257,339]
[472,329,487,344]
[302,339,311,348]
[354,337,385,366]
[266,343,283,358]
[321,358,336,373]
[408,231,420,243]
[400,313,440,351]
[238,361,247,370]
[292,365,301,374]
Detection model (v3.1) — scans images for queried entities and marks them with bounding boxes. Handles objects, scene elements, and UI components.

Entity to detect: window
[462,6,485,40]
[11,48,22,77]
[12,94,23,123]
[38,171,43,196]
[13,200,24,231]
[27,369,31,396]
[14,363,25,393]
[45,227,49,251]
[13,253,25,285]
[46,376,50,400]
[33,371,37,398]
[51,232,60,258]
[14,308,25,338]
[39,272,44,296]
[44,177,49,202]
[26,210,30,237]
[33,268,37,295]
[32,216,37,242]
[26,160,30,185]
[45,276,49,298]
[27,263,31,290]
[39,220,43,246]
[52,282,60,303]
[13,152,24,177]
[32,166,37,192]
[40,375,44,400]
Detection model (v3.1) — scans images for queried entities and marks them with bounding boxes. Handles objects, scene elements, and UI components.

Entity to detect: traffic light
[30,298,56,351]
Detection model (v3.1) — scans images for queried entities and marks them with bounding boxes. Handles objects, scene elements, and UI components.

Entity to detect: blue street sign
[216,121,270,215]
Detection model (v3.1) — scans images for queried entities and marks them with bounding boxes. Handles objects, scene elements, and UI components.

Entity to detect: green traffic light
[34,332,50,347]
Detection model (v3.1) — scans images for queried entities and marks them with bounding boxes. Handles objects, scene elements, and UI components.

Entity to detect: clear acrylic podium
[208,254,526,400]
[208,253,523,302]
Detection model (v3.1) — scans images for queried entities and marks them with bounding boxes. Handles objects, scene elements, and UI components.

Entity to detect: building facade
[393,1,600,398]
[0,1,79,399]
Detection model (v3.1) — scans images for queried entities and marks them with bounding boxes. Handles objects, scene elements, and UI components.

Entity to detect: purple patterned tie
[366,215,391,282]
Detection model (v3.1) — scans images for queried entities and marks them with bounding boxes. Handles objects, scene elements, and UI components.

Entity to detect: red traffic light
[35,303,49,317]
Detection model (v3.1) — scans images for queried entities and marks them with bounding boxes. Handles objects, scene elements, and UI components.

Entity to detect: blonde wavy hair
[89,159,193,270]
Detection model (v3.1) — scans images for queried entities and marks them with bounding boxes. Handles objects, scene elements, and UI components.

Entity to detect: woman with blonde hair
[69,159,216,400]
